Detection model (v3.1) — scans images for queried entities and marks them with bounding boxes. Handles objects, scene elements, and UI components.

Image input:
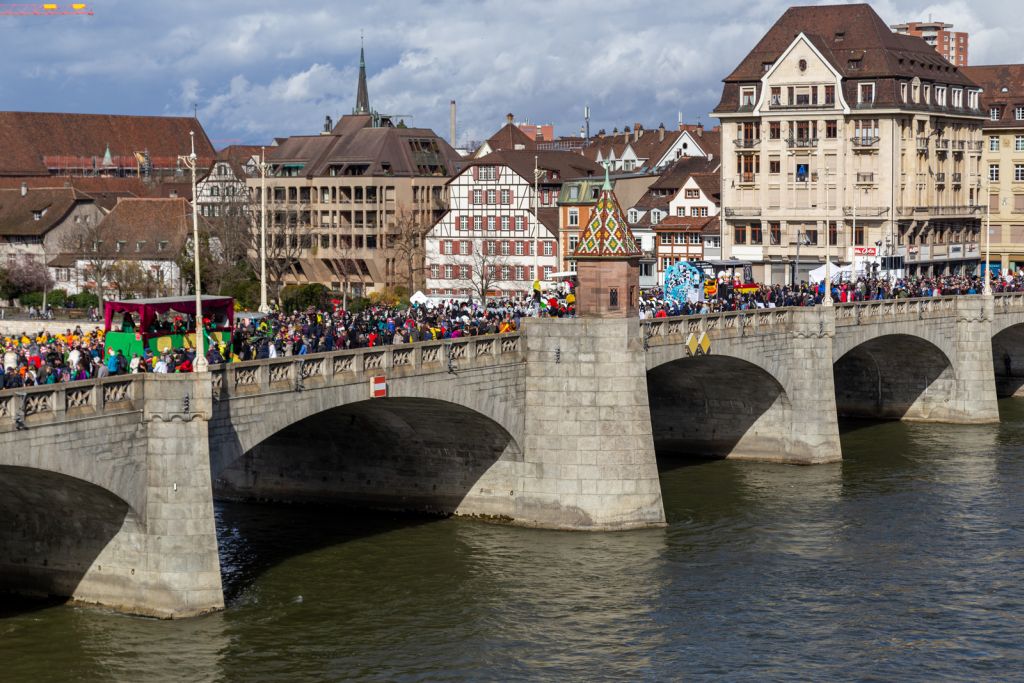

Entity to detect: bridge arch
[0,466,132,602]
[991,322,1024,397]
[210,373,526,518]
[646,354,795,461]
[833,334,954,420]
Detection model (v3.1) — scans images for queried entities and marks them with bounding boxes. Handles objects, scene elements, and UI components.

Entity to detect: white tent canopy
[808,262,853,283]
[409,290,429,304]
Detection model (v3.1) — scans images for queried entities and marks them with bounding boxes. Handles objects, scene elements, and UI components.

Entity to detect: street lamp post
[983,178,993,296]
[259,147,270,313]
[822,167,833,306]
[180,131,208,372]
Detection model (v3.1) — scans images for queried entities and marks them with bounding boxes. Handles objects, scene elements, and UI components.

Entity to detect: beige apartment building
[964,64,1024,274]
[714,4,985,284]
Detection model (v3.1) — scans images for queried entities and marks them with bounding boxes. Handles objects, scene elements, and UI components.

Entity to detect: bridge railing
[833,296,958,325]
[208,332,523,401]
[0,375,142,431]
[642,307,795,340]
[993,291,1024,313]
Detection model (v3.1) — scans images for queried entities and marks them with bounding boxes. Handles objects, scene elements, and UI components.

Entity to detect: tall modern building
[891,20,969,67]
[714,3,985,283]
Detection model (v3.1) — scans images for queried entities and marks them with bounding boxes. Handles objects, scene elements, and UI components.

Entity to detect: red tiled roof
[0,187,92,237]
[963,65,1024,128]
[0,112,216,177]
[715,4,977,114]
[484,123,536,153]
[91,198,191,260]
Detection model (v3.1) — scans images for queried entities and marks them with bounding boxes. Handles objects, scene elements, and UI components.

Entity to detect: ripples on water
[3,404,1024,681]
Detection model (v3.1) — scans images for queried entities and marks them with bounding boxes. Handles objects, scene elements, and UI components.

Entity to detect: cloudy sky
[1,0,1021,149]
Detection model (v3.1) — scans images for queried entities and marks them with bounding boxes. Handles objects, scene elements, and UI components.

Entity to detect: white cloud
[2,0,1023,145]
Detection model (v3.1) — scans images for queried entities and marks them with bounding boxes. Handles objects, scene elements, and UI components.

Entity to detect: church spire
[354,33,370,115]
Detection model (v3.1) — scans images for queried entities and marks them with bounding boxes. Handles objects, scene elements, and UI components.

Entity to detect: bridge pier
[519,318,666,530]
[66,375,223,618]
[940,296,1000,423]
[0,375,224,619]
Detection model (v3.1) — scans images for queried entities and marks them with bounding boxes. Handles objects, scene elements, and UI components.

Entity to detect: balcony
[952,172,963,184]
[786,137,818,148]
[936,172,946,184]
[935,139,950,151]
[842,206,889,217]
[916,137,930,152]
[768,99,835,111]
[969,141,984,152]
[855,172,875,184]
[928,205,983,216]
[738,172,757,184]
[724,207,762,217]
[851,136,880,148]
[954,140,966,151]
[734,138,761,149]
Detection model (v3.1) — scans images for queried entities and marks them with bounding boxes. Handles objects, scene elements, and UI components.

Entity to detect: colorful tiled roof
[573,168,641,258]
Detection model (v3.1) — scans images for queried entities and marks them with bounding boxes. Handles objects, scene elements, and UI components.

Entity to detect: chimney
[658,123,665,142]
[598,129,606,140]
[634,123,643,141]
[323,114,333,133]
[20,182,27,197]
[506,112,514,125]
[450,100,457,147]
[697,123,704,137]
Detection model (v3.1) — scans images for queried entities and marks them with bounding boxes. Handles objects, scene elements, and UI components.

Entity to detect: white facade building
[425,150,602,298]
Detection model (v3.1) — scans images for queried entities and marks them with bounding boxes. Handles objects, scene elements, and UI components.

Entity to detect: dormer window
[116,240,127,253]
[848,58,862,71]
[136,240,146,252]
[158,240,169,252]
[991,106,1002,121]
[740,86,756,107]
[858,83,875,105]
[762,62,772,73]
[32,210,42,221]
[901,82,908,103]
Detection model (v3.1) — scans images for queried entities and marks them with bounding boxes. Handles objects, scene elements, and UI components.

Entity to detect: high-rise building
[715,3,986,284]
[891,20,969,67]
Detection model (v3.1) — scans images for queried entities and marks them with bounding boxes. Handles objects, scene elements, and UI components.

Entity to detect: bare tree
[60,221,119,309]
[453,240,511,304]
[390,204,431,294]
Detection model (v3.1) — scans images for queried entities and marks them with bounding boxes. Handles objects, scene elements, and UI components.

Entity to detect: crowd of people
[4,272,1024,389]
[639,272,1024,318]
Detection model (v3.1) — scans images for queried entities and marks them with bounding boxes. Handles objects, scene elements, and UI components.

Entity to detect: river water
[4,402,1024,682]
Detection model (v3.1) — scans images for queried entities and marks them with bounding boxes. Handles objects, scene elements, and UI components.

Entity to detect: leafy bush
[19,289,67,307]
[67,291,99,309]
[280,283,329,312]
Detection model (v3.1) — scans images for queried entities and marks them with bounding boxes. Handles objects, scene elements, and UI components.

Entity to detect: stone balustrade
[0,375,141,431]
[209,333,523,401]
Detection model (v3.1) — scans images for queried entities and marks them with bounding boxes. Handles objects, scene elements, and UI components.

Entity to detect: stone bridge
[2,293,1024,617]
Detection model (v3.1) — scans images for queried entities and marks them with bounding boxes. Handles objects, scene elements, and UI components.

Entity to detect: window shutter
[467,216,474,230]
[453,240,460,255]
[1016,194,1024,211]
[466,265,472,279]
[472,166,479,181]
[464,241,472,255]
[494,167,501,182]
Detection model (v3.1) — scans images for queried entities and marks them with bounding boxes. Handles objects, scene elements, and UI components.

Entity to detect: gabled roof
[464,149,603,184]
[583,125,682,170]
[690,172,721,202]
[0,187,92,237]
[213,145,264,179]
[963,65,1024,128]
[649,156,720,191]
[90,198,192,260]
[484,123,536,153]
[573,172,641,258]
[655,216,709,231]
[0,111,215,177]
